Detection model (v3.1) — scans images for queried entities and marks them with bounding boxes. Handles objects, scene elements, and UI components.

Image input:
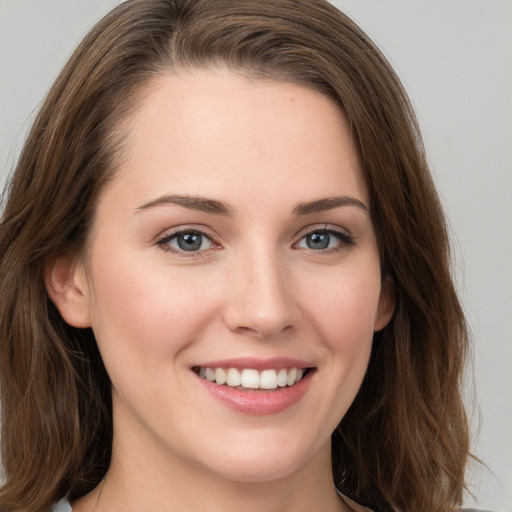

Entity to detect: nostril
[232,323,294,339]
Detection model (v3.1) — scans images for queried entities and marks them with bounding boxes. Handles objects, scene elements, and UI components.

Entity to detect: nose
[222,246,296,339]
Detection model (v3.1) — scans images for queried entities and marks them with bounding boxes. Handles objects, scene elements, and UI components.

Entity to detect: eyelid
[155,224,219,242]
[295,224,353,240]
[154,223,354,258]
[293,224,355,251]
[156,226,221,257]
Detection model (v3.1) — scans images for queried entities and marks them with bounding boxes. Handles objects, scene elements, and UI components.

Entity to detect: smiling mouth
[193,366,313,391]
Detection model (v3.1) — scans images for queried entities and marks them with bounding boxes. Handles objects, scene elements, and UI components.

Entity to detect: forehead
[99,68,368,214]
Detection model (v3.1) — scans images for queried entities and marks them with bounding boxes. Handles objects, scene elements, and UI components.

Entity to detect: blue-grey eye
[168,232,212,252]
[297,231,345,250]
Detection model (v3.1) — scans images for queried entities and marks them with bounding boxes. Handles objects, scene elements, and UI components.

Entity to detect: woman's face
[63,69,393,483]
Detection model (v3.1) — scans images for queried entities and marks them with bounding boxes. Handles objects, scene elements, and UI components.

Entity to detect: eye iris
[307,232,330,250]
[177,233,202,251]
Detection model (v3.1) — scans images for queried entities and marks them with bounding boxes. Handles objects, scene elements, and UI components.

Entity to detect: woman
[0,1,475,511]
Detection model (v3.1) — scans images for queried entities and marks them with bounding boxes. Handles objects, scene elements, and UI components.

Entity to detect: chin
[192,435,321,484]
[205,457,305,484]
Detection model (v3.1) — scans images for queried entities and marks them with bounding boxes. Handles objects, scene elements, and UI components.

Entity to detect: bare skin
[50,69,392,512]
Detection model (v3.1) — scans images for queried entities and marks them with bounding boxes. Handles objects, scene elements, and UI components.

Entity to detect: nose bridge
[223,239,294,338]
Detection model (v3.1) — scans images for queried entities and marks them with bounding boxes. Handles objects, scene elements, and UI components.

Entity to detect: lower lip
[195,370,314,415]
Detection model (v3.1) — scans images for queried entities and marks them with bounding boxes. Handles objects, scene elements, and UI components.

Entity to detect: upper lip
[193,357,315,371]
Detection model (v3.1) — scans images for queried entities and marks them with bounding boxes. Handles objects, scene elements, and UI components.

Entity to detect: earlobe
[374,275,395,332]
[44,254,92,328]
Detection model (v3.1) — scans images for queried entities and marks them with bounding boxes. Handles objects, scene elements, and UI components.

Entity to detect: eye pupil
[307,232,330,250]
[177,233,202,251]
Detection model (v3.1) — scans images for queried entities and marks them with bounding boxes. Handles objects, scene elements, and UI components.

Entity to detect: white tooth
[240,369,260,389]
[226,368,241,387]
[205,367,216,382]
[277,368,288,387]
[286,368,297,386]
[199,367,206,378]
[215,368,226,385]
[260,369,278,389]
[295,368,304,383]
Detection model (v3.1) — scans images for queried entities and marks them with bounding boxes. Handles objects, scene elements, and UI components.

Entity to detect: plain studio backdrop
[0,1,511,510]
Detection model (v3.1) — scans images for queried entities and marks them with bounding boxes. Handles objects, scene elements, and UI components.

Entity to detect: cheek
[291,265,381,426]
[298,265,382,366]
[307,270,381,334]
[85,249,220,364]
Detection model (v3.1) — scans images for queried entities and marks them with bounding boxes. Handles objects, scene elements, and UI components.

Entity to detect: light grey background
[1,1,511,510]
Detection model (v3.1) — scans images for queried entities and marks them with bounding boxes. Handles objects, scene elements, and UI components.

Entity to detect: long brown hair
[0,1,470,511]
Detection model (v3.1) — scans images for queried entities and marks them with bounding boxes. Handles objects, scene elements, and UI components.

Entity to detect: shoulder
[51,498,72,512]
[49,496,497,512]
[338,492,373,512]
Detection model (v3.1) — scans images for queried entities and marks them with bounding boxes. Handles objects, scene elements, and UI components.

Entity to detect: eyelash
[156,226,355,257]
[156,229,218,258]
[295,226,355,253]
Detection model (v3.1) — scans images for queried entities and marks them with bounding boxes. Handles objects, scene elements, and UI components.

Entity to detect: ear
[374,275,395,332]
[44,254,92,328]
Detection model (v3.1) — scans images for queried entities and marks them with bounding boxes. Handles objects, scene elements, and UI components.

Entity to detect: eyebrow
[292,196,368,216]
[135,194,234,215]
[134,194,368,216]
